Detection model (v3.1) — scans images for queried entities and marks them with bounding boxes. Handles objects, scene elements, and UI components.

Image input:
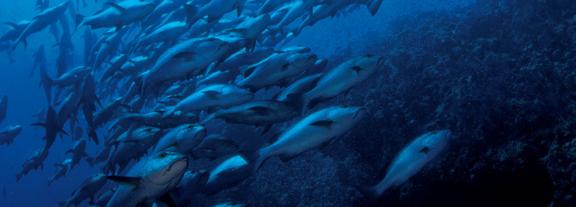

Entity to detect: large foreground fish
[106,151,188,207]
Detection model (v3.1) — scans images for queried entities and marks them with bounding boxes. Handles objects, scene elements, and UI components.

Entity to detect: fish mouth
[353,107,367,119]
[166,157,188,173]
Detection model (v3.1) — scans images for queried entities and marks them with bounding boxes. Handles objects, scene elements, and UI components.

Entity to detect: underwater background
[0,0,574,206]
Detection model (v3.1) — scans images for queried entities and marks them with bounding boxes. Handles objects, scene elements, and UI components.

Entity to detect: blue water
[3,0,559,206]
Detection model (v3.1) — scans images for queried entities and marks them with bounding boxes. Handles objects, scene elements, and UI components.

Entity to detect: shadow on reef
[360,160,554,207]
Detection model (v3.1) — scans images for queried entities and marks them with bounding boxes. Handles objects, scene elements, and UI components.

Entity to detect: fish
[293,0,357,35]
[215,47,275,74]
[137,21,189,47]
[32,106,67,151]
[66,139,89,169]
[202,155,251,195]
[367,130,453,197]
[94,97,128,128]
[45,66,92,90]
[13,1,71,49]
[237,51,318,90]
[303,55,383,109]
[105,151,188,207]
[0,0,391,205]
[270,0,321,33]
[105,126,163,174]
[153,124,207,154]
[258,0,286,15]
[254,106,365,171]
[192,134,240,160]
[79,74,100,144]
[213,201,247,207]
[88,145,112,167]
[140,37,232,91]
[79,0,156,29]
[205,101,299,126]
[275,73,323,103]
[194,0,246,23]
[90,188,115,207]
[16,148,50,181]
[82,28,97,64]
[1,185,6,199]
[56,90,82,126]
[0,20,30,42]
[31,45,47,77]
[49,158,72,185]
[0,95,7,124]
[166,84,253,115]
[196,70,234,88]
[59,173,107,207]
[366,0,384,16]
[91,28,127,68]
[225,14,272,51]
[0,125,23,146]
[170,170,209,206]
[113,110,198,129]
[99,54,128,82]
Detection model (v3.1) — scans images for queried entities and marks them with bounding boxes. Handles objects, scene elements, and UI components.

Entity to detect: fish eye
[158,152,168,158]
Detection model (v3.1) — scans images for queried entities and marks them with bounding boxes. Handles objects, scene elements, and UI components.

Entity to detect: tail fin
[251,148,271,174]
[136,74,147,98]
[39,66,53,102]
[355,185,380,203]
[86,157,95,166]
[75,14,85,28]
[88,128,99,145]
[368,0,384,16]
[200,113,216,125]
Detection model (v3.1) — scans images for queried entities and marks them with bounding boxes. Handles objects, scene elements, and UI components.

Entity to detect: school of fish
[0,0,455,206]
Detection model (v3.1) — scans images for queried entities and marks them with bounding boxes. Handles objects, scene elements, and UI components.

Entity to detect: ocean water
[0,0,573,206]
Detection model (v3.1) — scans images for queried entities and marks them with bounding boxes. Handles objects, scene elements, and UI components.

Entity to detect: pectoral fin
[309,119,334,129]
[106,175,142,186]
[4,22,17,29]
[172,51,196,60]
[248,106,271,116]
[202,90,220,99]
[236,2,244,16]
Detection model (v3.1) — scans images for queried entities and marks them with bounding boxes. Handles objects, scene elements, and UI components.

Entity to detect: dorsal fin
[107,2,127,13]
[4,22,18,29]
